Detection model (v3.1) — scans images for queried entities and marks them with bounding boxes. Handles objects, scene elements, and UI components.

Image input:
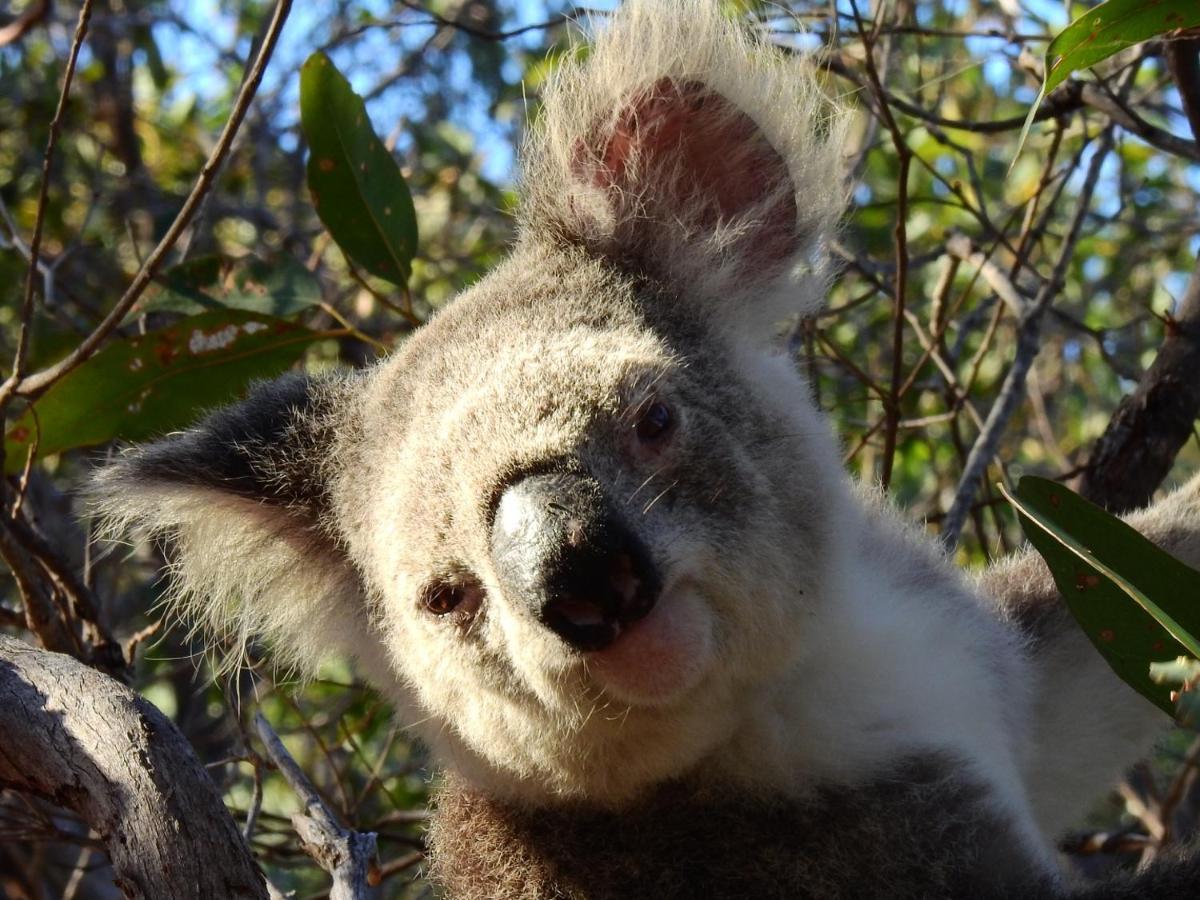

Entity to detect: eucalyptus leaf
[1004,477,1200,720]
[135,255,324,318]
[300,51,418,287]
[4,311,324,472]
[1015,0,1200,166]
[1044,0,1200,97]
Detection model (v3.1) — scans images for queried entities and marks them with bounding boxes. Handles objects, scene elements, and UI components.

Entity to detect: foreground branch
[0,636,267,899]
[1079,257,1200,513]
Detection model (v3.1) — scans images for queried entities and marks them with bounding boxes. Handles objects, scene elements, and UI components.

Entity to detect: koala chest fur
[92,0,1200,896]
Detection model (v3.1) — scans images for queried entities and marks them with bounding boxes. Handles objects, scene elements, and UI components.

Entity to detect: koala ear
[577,77,799,269]
[519,0,847,326]
[89,373,379,679]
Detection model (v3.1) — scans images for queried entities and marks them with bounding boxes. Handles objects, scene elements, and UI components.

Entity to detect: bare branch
[824,53,1200,165]
[254,712,380,899]
[848,0,912,491]
[1166,38,1200,144]
[1078,257,1200,513]
[5,0,94,449]
[0,0,50,48]
[940,128,1116,549]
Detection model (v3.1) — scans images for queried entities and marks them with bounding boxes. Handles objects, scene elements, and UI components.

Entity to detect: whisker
[642,480,678,515]
[626,464,669,505]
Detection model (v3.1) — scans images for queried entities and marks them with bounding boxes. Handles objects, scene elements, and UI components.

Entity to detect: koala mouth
[541,550,658,652]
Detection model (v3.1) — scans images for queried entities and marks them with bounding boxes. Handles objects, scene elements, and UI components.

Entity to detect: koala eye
[421,577,483,621]
[635,400,673,443]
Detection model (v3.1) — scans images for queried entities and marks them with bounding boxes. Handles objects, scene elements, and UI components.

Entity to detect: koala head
[92,0,847,805]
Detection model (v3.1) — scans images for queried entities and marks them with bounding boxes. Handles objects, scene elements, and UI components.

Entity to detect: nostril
[541,596,620,652]
[540,550,659,652]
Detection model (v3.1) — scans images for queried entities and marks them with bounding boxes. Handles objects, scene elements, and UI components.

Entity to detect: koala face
[332,247,840,800]
[92,0,848,805]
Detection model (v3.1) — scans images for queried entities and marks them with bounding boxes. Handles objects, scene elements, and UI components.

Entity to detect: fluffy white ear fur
[90,483,381,681]
[519,0,847,334]
[86,376,396,689]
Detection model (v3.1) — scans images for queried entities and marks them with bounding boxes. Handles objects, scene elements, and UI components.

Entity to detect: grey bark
[1078,257,1200,514]
[254,712,379,899]
[1076,40,1200,514]
[0,635,267,899]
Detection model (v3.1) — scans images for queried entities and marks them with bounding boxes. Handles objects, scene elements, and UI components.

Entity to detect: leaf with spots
[300,51,418,287]
[132,255,324,318]
[1043,0,1200,97]
[3,311,324,473]
[1015,0,1200,165]
[1003,477,1200,720]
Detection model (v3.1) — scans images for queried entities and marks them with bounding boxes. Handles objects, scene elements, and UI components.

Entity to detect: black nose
[490,471,659,651]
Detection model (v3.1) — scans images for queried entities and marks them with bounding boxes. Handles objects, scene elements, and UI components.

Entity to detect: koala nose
[490,472,659,651]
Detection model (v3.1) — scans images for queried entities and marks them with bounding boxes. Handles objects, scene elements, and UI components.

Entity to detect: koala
[91,1,1200,896]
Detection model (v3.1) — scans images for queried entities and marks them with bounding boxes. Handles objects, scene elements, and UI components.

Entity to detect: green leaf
[1015,0,1200,167]
[299,51,418,287]
[133,255,324,318]
[4,311,323,472]
[1003,476,1200,720]
[1044,0,1200,97]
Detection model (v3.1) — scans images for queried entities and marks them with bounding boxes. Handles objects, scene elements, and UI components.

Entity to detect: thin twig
[3,0,95,473]
[0,0,294,407]
[254,713,380,899]
[940,127,1115,549]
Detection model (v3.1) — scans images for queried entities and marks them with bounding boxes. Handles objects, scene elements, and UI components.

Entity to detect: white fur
[89,479,398,693]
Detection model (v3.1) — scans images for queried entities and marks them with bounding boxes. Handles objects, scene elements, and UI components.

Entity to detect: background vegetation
[1,0,1199,895]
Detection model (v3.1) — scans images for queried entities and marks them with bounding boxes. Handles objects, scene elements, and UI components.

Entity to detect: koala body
[93,1,1200,895]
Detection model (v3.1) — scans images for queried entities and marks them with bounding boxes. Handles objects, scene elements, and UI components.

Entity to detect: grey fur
[429,754,1049,900]
[89,1,1200,895]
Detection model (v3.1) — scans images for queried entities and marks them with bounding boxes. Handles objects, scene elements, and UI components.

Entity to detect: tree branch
[0,635,267,899]
[4,0,94,455]
[1078,257,1200,513]
[0,0,51,48]
[254,712,380,899]
[0,0,294,406]
[940,128,1115,549]
[1165,37,1200,145]
[822,54,1200,164]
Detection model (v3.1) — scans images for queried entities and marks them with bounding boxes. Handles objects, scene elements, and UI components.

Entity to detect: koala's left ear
[518,0,847,327]
[89,373,385,680]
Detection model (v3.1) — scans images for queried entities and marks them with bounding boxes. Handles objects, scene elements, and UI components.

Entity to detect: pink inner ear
[583,78,798,265]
